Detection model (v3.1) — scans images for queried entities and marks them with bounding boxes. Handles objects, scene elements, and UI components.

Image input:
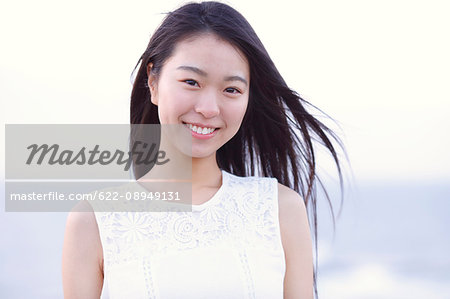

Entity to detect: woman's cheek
[158,92,190,123]
[175,90,196,109]
[232,99,249,121]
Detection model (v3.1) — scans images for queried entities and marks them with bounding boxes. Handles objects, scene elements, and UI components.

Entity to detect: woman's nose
[194,90,220,118]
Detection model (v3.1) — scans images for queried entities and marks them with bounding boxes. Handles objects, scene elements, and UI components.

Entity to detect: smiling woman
[147,33,250,159]
[62,2,345,299]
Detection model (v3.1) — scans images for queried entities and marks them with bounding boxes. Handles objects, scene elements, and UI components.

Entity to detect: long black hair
[130,2,345,297]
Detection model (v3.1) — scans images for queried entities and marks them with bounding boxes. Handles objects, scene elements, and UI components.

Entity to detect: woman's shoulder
[62,201,104,297]
[276,182,312,268]
[276,183,308,229]
[65,201,100,231]
[277,183,305,210]
[276,183,314,298]
[63,201,103,271]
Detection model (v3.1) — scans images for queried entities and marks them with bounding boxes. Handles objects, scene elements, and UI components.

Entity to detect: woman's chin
[190,149,216,160]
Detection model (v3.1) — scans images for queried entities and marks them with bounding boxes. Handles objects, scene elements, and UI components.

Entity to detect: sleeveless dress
[93,170,286,299]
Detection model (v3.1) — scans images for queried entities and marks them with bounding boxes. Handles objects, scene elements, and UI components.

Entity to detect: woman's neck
[191,154,222,190]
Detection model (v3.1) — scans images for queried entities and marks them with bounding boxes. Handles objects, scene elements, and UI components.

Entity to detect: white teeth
[185,123,216,135]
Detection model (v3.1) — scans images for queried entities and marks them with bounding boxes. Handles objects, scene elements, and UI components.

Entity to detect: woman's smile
[182,121,220,139]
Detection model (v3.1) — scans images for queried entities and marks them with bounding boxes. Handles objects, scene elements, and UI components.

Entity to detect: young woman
[63,2,343,298]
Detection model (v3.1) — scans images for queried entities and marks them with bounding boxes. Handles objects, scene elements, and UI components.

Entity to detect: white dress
[93,170,286,299]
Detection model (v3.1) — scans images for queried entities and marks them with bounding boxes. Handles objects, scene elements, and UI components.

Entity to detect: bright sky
[1,0,449,182]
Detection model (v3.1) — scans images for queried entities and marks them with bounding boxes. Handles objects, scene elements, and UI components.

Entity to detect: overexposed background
[1,0,449,298]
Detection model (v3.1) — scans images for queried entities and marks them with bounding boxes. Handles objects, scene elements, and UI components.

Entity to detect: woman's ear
[147,63,158,106]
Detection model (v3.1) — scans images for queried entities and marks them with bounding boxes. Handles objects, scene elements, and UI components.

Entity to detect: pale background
[1,0,449,298]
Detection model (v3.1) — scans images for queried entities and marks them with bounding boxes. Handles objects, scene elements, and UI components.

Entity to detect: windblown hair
[130,2,345,297]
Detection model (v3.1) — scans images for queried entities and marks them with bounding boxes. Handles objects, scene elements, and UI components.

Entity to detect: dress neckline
[134,169,229,212]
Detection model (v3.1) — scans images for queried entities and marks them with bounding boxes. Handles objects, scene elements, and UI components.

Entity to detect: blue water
[1,180,449,298]
[316,181,450,299]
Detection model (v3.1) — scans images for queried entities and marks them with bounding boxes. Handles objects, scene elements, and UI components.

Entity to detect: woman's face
[148,33,250,159]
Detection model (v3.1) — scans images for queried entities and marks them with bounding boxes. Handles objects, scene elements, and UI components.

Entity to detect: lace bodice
[93,170,285,299]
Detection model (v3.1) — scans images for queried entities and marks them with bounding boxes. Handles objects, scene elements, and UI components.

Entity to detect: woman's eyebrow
[224,75,247,86]
[177,65,248,86]
[176,65,207,76]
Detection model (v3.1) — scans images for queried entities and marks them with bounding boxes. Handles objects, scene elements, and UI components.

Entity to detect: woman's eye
[225,87,241,94]
[184,79,199,87]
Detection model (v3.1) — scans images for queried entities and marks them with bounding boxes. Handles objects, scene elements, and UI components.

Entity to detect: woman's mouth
[182,122,219,139]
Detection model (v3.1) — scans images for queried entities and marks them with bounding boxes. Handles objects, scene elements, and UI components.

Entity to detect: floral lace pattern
[94,171,285,298]
[95,172,282,266]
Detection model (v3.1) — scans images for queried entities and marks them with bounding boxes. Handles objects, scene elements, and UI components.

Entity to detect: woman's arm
[278,183,314,299]
[62,201,104,299]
